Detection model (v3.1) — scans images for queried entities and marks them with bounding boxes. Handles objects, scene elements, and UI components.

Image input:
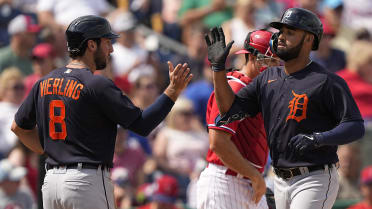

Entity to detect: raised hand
[164,61,193,101]
[205,27,234,71]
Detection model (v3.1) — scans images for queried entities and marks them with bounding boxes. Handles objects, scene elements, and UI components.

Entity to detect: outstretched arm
[209,129,266,204]
[128,62,193,136]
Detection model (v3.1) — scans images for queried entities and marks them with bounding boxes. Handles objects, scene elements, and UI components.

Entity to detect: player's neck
[284,56,312,75]
[67,57,96,73]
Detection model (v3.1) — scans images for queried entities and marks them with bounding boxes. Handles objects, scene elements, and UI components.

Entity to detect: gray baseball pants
[42,165,115,209]
[273,164,339,209]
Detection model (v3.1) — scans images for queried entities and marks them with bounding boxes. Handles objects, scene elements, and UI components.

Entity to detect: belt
[45,163,111,171]
[273,163,336,180]
[226,169,250,180]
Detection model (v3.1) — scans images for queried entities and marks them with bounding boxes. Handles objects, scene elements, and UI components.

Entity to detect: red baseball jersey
[206,71,269,173]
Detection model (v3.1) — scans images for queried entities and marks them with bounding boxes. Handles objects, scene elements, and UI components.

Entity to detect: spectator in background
[337,40,372,120]
[0,159,35,209]
[178,0,233,29]
[337,142,363,200]
[7,143,39,198]
[348,165,372,209]
[111,167,134,209]
[222,0,256,55]
[0,67,25,158]
[36,0,111,28]
[113,126,146,188]
[111,12,156,84]
[160,0,183,42]
[0,0,22,47]
[153,98,208,201]
[0,14,40,75]
[254,0,284,28]
[131,74,160,109]
[172,23,208,81]
[310,17,346,73]
[182,58,213,124]
[342,0,372,36]
[138,175,181,209]
[24,43,56,96]
[36,0,112,68]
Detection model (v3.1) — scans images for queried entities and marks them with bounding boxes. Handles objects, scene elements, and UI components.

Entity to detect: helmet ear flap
[270,32,279,54]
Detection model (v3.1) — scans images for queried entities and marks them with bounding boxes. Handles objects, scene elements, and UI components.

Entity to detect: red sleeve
[206,80,246,135]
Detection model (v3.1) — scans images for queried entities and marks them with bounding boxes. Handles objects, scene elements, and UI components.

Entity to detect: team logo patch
[286,90,308,122]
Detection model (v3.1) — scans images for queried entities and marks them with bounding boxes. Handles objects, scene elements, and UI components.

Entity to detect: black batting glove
[288,133,322,156]
[205,27,234,72]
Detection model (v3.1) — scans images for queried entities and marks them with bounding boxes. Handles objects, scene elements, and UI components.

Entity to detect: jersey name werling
[39,78,84,100]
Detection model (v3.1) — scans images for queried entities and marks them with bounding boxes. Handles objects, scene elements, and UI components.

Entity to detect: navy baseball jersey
[235,61,363,168]
[15,67,142,166]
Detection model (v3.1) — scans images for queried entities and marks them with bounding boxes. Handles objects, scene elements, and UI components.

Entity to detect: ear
[306,33,314,43]
[87,40,97,51]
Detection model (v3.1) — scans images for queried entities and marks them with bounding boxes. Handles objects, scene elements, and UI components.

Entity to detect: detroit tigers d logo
[286,90,308,122]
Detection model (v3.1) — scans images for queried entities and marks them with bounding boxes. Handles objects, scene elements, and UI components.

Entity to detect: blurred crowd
[0,0,371,208]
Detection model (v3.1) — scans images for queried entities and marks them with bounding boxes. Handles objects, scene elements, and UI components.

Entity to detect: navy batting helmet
[269,8,323,50]
[65,15,119,53]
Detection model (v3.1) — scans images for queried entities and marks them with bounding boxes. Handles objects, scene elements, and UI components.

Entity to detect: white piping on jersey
[249,161,263,168]
[227,75,247,87]
[208,124,236,134]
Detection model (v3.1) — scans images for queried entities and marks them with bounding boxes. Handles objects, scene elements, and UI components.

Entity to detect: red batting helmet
[236,30,275,57]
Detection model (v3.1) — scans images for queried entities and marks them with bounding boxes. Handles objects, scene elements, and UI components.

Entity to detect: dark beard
[276,35,305,61]
[93,47,107,70]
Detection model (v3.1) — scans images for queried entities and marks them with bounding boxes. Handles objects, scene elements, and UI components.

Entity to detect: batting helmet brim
[102,32,120,39]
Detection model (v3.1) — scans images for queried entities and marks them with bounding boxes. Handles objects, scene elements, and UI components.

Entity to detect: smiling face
[276,26,313,61]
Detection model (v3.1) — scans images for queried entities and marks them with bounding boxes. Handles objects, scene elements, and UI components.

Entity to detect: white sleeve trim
[208,124,236,134]
[227,76,247,87]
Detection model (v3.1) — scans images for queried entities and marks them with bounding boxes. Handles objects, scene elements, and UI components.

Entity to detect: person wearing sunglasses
[0,67,25,158]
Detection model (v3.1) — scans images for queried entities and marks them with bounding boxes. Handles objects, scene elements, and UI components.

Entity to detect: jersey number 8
[49,100,67,140]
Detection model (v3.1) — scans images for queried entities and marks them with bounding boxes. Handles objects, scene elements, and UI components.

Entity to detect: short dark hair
[68,38,101,59]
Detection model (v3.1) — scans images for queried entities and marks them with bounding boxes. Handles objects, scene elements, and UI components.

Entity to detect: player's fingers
[211,27,217,43]
[224,40,234,56]
[218,27,226,45]
[185,72,193,85]
[167,61,174,73]
[214,27,221,41]
[172,64,182,79]
[205,34,212,46]
[180,64,190,80]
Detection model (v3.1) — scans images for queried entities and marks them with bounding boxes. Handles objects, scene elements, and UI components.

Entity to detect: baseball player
[10,15,192,209]
[205,8,365,209]
[197,29,280,209]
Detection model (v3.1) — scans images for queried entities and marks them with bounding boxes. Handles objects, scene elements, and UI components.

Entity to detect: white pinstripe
[197,164,268,209]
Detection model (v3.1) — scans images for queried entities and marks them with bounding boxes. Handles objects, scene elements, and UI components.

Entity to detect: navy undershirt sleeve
[128,93,174,136]
[317,120,365,146]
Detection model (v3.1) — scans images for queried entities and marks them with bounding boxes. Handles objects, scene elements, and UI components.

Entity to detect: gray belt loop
[77,163,82,170]
[44,163,47,172]
[299,166,309,175]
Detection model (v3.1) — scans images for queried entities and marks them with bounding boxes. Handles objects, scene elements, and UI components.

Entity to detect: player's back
[32,67,139,166]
